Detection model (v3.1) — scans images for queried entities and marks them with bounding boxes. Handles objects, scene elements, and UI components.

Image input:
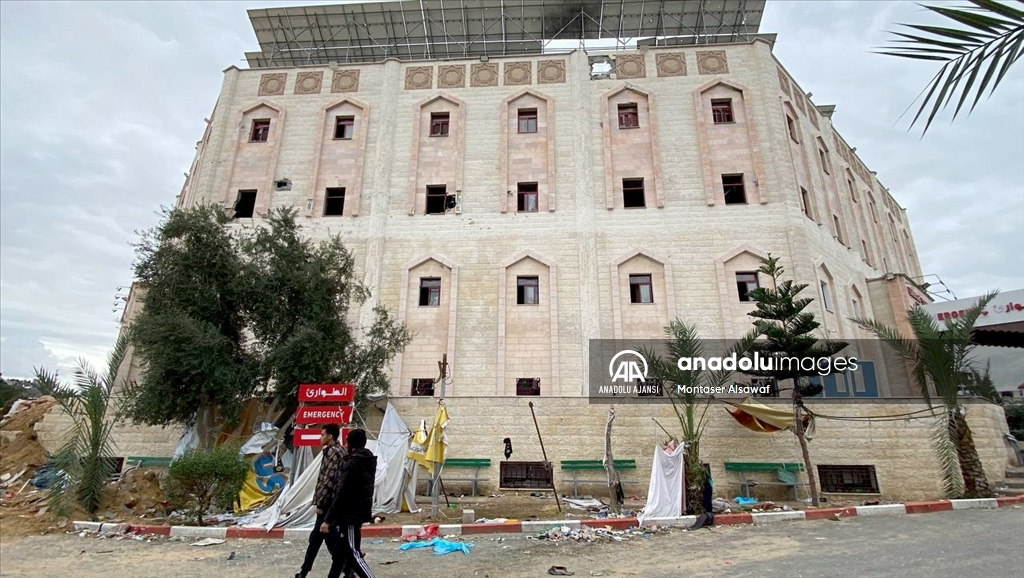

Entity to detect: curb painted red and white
[72,495,1024,540]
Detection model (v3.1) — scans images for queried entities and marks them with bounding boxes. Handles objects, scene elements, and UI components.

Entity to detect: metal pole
[528,401,562,513]
[431,354,447,519]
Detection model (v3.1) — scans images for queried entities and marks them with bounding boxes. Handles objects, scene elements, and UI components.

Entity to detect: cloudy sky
[1,1,1022,387]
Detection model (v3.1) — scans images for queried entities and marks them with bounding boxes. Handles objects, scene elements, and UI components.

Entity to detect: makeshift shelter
[235,423,287,512]
[723,398,813,436]
[638,442,685,524]
[241,402,419,530]
[372,403,420,515]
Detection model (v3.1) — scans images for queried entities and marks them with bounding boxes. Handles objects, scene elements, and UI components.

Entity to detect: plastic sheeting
[239,423,277,456]
[239,404,417,530]
[637,443,685,524]
[372,403,420,515]
[173,426,199,461]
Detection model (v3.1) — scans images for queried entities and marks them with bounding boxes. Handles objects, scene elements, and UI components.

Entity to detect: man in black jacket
[296,424,346,578]
[321,428,377,578]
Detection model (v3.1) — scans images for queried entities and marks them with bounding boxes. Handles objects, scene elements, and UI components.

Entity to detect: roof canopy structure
[245,0,766,68]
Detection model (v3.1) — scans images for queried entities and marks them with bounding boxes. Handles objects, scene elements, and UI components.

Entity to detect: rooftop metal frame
[245,0,766,67]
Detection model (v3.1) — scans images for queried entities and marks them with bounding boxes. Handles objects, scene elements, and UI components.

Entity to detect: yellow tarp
[234,453,287,513]
[723,398,796,432]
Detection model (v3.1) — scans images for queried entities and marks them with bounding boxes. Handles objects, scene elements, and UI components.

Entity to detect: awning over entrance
[921,289,1024,348]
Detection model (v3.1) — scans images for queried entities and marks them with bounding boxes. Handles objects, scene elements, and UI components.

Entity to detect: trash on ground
[548,565,575,576]
[398,537,474,555]
[191,538,226,547]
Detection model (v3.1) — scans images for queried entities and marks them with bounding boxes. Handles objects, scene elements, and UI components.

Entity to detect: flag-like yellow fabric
[407,418,434,473]
[424,403,449,467]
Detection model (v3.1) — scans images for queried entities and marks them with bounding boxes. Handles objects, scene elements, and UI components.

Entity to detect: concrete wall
[379,397,1013,503]
[35,408,180,460]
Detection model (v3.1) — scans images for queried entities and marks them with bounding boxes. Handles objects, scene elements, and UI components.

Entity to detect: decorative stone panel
[331,70,360,93]
[294,71,323,94]
[614,54,646,79]
[696,50,729,75]
[438,65,466,89]
[655,53,687,77]
[795,91,807,114]
[537,60,566,84]
[258,73,286,96]
[405,66,433,90]
[471,63,499,87]
[777,69,791,96]
[504,61,532,86]
[808,106,820,129]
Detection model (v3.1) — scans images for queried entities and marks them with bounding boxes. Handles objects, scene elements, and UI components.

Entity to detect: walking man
[295,423,346,578]
[322,428,377,578]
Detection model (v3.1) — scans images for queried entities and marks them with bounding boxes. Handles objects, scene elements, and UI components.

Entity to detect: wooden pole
[605,406,622,515]
[430,354,448,519]
[528,401,562,513]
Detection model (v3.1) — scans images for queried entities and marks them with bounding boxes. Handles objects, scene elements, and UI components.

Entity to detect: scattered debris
[548,566,575,576]
[529,524,667,543]
[192,538,226,547]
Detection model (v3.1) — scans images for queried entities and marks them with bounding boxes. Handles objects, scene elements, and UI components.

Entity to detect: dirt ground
[0,508,1020,578]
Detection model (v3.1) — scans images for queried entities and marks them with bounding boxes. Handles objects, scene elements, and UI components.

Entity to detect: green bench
[724,462,806,500]
[439,458,492,496]
[560,459,638,498]
[125,456,174,468]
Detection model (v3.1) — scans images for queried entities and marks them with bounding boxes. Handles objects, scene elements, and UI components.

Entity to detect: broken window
[800,187,813,220]
[833,215,844,244]
[419,278,441,307]
[736,272,760,302]
[517,182,538,212]
[820,280,833,311]
[722,174,746,204]
[426,185,447,215]
[617,103,639,129]
[430,112,450,137]
[588,55,614,80]
[516,378,540,396]
[334,116,354,139]
[411,378,435,397]
[629,274,653,304]
[862,240,872,265]
[622,178,645,208]
[517,276,539,305]
[711,99,734,124]
[518,109,538,133]
[324,187,345,216]
[233,190,257,219]
[786,115,798,143]
[250,119,270,143]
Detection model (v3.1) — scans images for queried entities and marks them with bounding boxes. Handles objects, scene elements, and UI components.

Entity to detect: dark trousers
[298,512,327,576]
[327,524,374,578]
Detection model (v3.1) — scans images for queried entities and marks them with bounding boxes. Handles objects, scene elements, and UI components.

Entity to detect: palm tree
[34,330,134,516]
[853,291,998,498]
[641,322,758,514]
[878,0,1024,134]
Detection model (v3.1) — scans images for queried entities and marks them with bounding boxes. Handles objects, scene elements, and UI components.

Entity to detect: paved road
[1,508,1022,577]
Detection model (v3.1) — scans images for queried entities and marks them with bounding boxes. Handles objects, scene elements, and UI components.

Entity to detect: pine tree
[746,254,848,507]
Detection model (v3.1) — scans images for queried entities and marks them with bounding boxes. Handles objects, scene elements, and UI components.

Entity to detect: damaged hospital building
[38,1,1017,502]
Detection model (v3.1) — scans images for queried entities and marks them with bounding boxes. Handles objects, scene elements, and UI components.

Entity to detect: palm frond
[933,410,966,498]
[877,0,1024,134]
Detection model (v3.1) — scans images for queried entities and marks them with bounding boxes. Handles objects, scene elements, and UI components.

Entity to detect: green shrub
[166,445,249,526]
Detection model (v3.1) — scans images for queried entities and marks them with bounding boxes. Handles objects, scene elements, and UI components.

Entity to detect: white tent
[241,402,418,530]
[637,443,686,524]
[372,402,421,515]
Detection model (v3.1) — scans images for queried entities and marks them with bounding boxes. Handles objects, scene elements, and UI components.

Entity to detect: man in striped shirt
[295,423,346,578]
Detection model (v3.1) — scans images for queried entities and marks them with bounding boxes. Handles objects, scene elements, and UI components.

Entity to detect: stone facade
[147,40,999,498]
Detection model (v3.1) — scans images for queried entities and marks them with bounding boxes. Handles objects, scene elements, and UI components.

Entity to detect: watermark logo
[609,350,648,382]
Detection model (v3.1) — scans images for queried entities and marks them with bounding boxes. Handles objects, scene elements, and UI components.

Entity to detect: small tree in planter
[166,445,249,526]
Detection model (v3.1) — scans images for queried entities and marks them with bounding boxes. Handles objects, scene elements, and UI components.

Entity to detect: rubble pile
[530,524,670,543]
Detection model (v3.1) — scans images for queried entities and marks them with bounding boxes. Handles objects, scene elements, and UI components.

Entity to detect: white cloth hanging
[638,443,686,524]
